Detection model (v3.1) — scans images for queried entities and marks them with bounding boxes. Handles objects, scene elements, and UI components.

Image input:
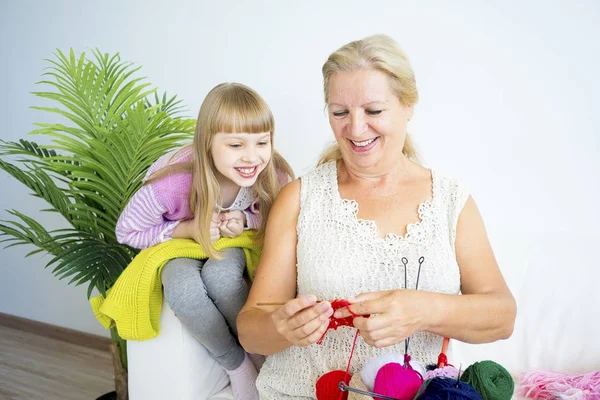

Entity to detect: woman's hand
[335,290,429,348]
[271,295,333,347]
[218,210,246,238]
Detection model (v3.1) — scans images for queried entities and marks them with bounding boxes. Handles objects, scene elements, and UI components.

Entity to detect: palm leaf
[0,210,62,255]
[0,159,73,221]
[47,240,135,298]
[0,139,58,159]
[150,91,189,117]
[1,47,194,298]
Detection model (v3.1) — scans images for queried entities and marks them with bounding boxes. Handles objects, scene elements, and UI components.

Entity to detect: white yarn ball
[361,353,402,390]
[409,359,427,379]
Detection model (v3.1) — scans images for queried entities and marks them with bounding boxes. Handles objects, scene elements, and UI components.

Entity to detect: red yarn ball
[373,362,424,400]
[316,370,352,400]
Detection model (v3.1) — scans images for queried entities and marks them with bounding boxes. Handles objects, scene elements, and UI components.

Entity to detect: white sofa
[127,300,233,400]
[451,235,598,376]
[127,235,598,399]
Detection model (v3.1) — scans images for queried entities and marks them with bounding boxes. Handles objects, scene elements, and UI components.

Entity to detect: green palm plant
[0,48,195,399]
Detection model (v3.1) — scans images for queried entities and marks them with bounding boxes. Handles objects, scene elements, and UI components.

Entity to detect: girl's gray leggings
[161,248,249,370]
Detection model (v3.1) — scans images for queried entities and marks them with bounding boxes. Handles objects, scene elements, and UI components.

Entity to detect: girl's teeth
[352,138,376,147]
[238,167,255,174]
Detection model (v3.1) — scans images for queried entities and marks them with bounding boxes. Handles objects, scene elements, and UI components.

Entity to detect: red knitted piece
[317,299,369,345]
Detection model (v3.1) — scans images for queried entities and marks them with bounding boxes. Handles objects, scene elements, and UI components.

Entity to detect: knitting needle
[456,363,463,387]
[441,337,450,355]
[338,382,399,400]
[256,300,326,306]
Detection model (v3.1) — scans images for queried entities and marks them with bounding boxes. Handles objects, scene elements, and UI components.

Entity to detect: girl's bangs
[212,91,273,134]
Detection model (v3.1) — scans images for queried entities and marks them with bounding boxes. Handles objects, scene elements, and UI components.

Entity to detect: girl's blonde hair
[319,34,419,165]
[147,82,294,258]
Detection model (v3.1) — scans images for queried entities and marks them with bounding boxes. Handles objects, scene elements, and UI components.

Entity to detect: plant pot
[96,391,117,400]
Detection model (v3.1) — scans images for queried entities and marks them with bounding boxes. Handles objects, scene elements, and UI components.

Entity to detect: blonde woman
[237,35,516,398]
[116,82,293,400]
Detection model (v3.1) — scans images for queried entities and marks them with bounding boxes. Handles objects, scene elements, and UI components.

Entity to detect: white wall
[0,0,598,366]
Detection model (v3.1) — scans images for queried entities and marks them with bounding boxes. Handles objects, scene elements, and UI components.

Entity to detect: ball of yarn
[460,360,514,400]
[316,370,352,400]
[361,353,426,390]
[362,353,403,390]
[420,377,483,400]
[424,365,459,380]
[409,359,427,379]
[373,362,423,400]
[348,374,370,400]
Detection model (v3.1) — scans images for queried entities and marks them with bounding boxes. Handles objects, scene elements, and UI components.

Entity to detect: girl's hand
[209,212,221,243]
[218,210,246,238]
[271,295,333,347]
[174,212,221,243]
[334,290,428,348]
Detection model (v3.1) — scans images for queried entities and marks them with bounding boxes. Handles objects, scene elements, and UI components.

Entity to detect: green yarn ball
[460,360,514,400]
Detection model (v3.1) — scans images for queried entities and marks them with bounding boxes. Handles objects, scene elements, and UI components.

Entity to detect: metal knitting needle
[401,257,408,289]
[402,256,409,356]
[406,256,425,354]
[456,363,463,388]
[338,382,400,400]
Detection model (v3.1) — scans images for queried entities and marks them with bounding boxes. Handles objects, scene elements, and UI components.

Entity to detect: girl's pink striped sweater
[116,146,267,249]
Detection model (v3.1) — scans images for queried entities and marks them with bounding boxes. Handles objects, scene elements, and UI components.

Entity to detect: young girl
[115,82,294,400]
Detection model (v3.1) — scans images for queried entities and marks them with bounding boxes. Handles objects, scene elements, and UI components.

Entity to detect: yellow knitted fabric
[90,231,261,341]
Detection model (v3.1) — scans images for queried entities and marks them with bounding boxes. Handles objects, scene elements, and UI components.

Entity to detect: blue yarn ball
[418,377,483,400]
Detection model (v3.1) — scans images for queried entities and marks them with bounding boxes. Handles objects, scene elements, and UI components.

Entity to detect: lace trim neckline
[217,186,255,211]
[328,161,438,242]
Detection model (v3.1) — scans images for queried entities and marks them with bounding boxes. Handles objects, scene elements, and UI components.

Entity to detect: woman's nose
[349,113,368,137]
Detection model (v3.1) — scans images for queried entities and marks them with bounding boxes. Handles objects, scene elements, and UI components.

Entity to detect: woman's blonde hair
[319,34,419,165]
[147,82,294,258]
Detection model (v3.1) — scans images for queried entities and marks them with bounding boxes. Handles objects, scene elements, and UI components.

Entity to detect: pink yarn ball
[361,353,426,390]
[373,362,423,400]
[424,365,459,380]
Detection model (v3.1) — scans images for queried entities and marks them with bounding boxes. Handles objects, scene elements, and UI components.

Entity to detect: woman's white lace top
[256,161,470,399]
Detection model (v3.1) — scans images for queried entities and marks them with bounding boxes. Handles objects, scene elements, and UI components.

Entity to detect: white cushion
[452,235,598,375]
[127,299,233,400]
